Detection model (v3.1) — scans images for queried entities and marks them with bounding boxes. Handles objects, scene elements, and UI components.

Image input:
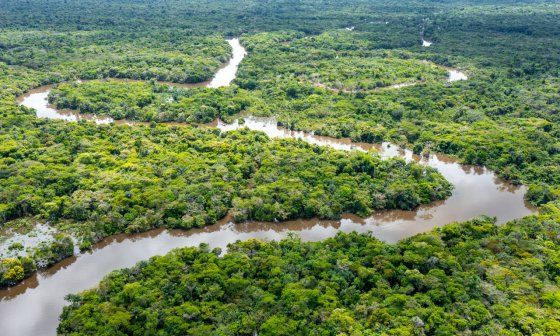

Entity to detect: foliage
[0,0,558,303]
[238,31,447,92]
[0,111,450,244]
[31,234,75,269]
[58,202,560,335]
[0,231,73,288]
[39,16,560,196]
[0,31,230,83]
[0,256,35,287]
[230,30,560,192]
[48,80,253,123]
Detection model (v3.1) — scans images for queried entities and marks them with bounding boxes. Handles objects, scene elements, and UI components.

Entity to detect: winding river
[0,38,534,336]
[16,38,247,125]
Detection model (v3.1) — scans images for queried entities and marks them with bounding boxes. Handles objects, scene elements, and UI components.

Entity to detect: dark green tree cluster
[0,0,453,34]
[48,80,254,123]
[237,31,447,92]
[0,31,230,84]
[58,202,560,335]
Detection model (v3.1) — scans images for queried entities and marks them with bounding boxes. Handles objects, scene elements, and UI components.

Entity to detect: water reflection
[208,38,247,88]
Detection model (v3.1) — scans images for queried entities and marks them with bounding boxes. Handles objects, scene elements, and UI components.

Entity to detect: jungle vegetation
[39,18,560,201]
[0,31,230,83]
[47,80,251,124]
[58,203,560,335]
[0,93,451,285]
[0,1,558,333]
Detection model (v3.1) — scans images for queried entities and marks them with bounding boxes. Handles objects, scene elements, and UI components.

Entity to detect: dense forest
[58,204,560,335]
[0,0,559,334]
[36,14,560,198]
[0,115,451,285]
[0,31,230,83]
[48,80,251,123]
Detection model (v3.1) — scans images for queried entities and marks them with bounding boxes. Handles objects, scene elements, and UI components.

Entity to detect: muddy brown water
[1,42,532,336]
[0,115,536,336]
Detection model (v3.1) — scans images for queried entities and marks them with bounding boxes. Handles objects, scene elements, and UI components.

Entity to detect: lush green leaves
[59,204,560,335]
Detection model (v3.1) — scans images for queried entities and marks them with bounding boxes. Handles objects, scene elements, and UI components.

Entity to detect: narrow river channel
[0,38,535,336]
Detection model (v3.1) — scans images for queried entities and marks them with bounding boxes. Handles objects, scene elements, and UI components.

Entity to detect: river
[0,38,531,336]
[16,38,247,124]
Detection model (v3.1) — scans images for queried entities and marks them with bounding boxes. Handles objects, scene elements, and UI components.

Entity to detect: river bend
[0,38,533,336]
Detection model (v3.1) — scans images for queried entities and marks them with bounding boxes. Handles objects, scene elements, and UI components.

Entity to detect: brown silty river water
[1,39,536,336]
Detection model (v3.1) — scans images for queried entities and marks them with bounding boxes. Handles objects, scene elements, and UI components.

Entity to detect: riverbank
[0,113,535,334]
